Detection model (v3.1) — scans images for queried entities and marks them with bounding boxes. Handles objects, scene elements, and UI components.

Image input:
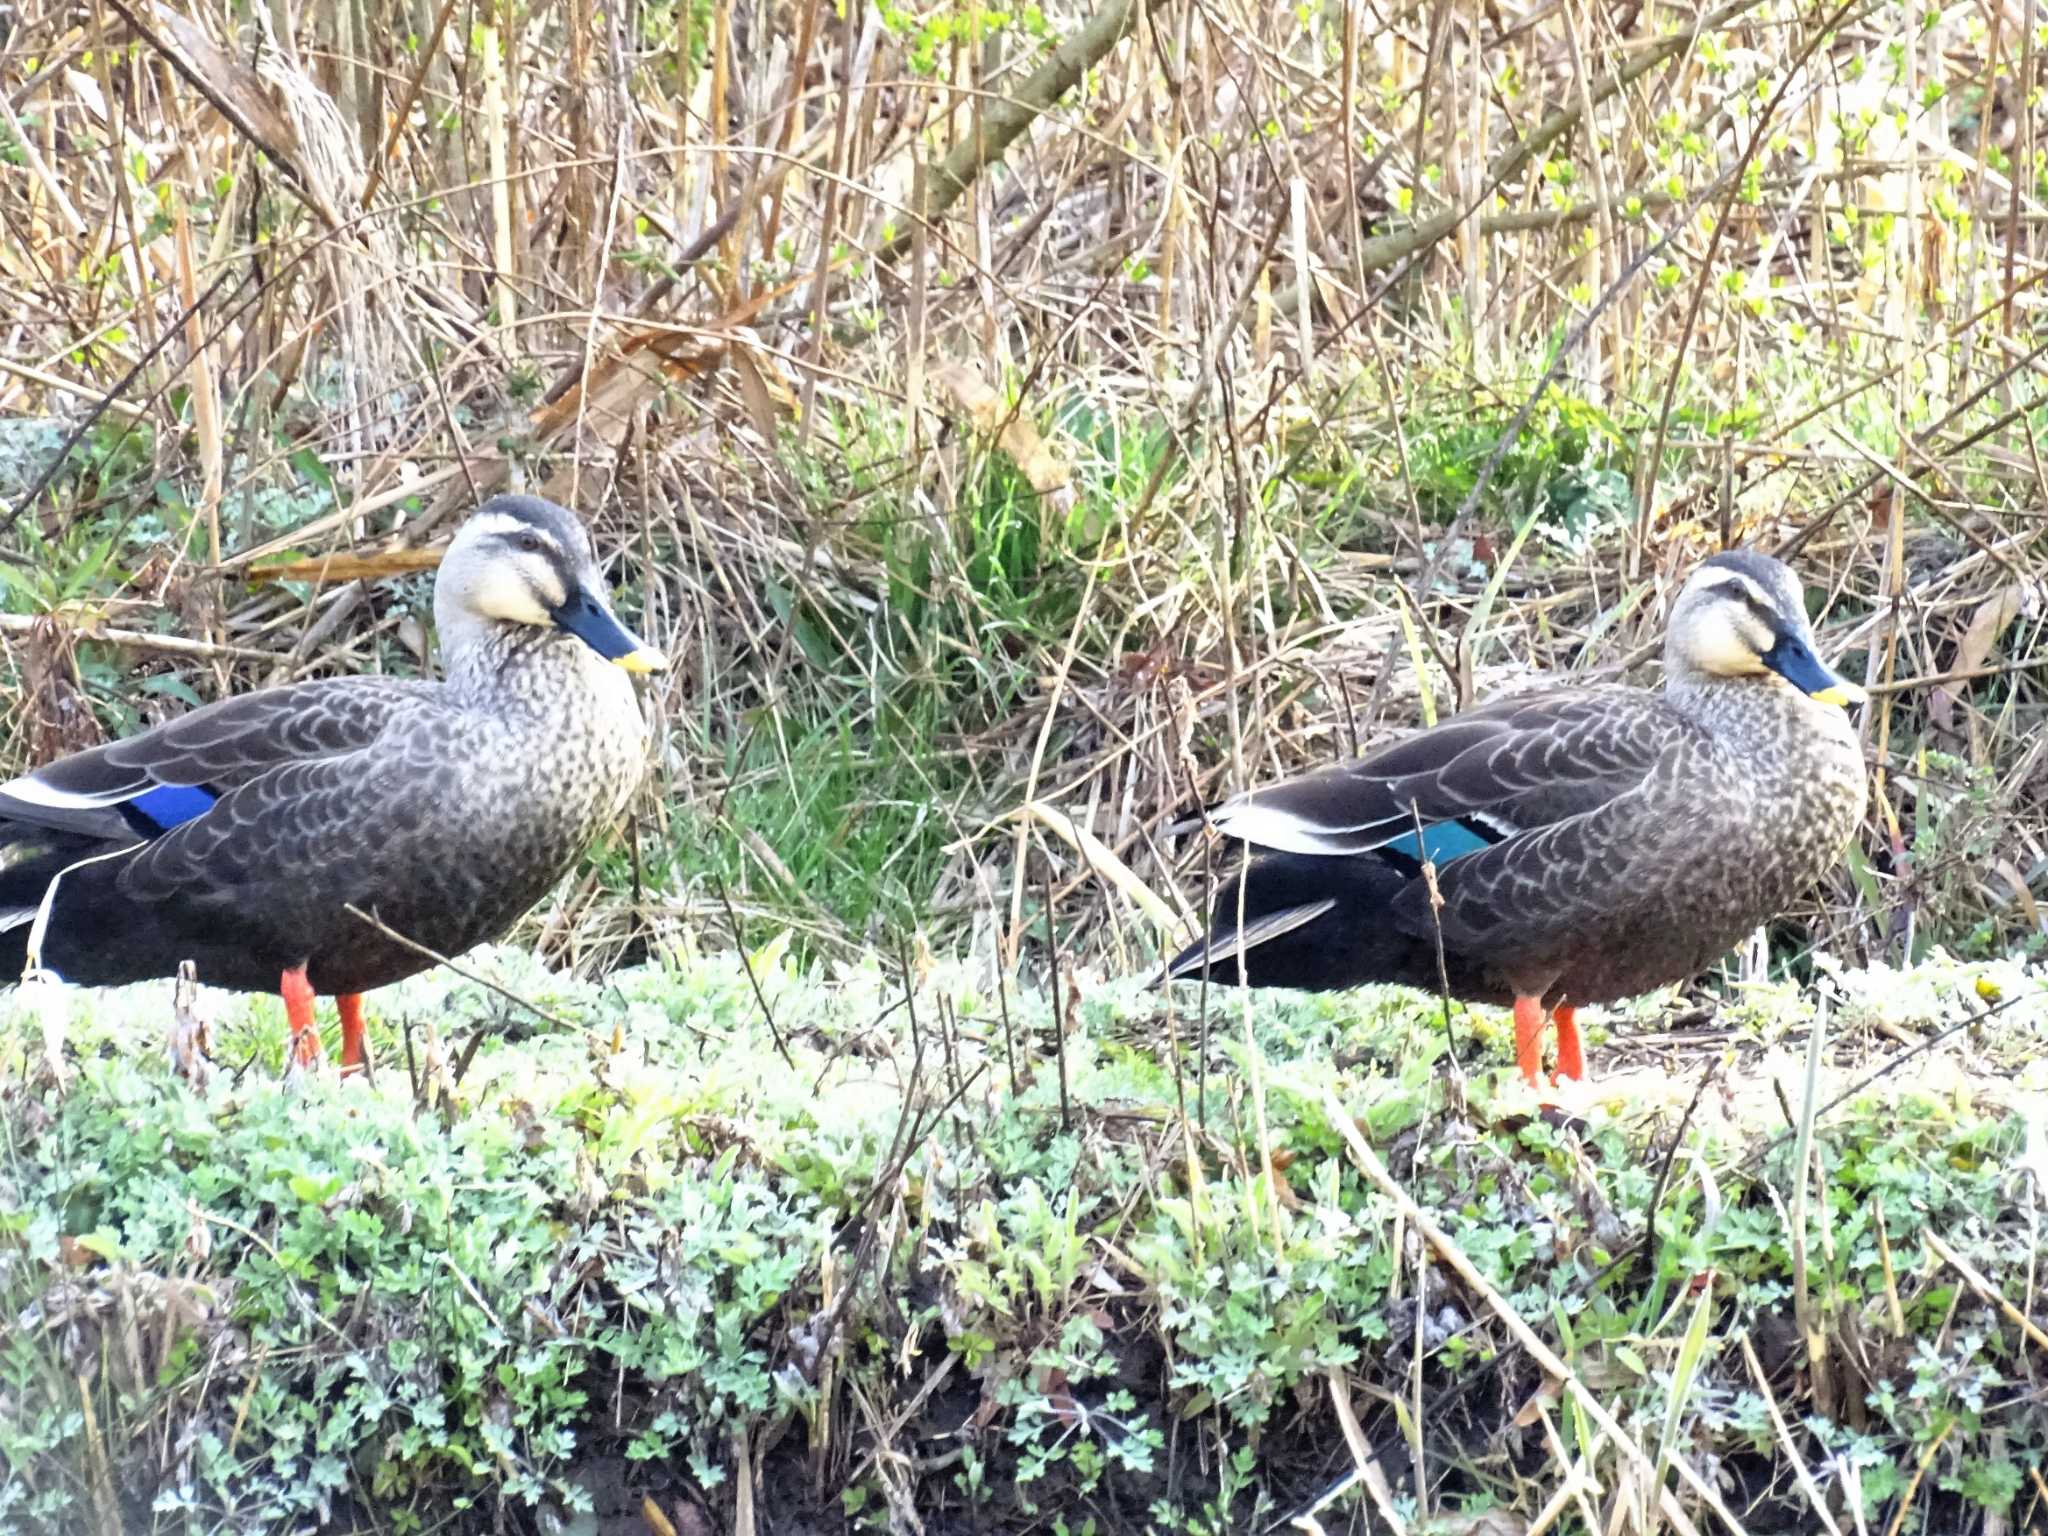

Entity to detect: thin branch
[881,0,1138,262]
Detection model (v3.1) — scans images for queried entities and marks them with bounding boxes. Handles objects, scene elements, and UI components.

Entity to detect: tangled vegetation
[1,0,2046,1526]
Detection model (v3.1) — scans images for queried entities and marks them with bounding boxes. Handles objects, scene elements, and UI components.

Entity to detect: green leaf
[139,673,204,707]
[289,1172,346,1205]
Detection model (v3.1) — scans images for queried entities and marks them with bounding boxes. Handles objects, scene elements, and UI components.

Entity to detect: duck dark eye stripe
[1707,579,1783,632]
[500,527,563,554]
[498,531,576,593]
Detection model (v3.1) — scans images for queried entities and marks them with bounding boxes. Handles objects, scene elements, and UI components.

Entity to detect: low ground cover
[3,943,2043,1535]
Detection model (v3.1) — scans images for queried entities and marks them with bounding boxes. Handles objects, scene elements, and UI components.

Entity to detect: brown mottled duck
[0,494,663,1074]
[1163,550,1868,1089]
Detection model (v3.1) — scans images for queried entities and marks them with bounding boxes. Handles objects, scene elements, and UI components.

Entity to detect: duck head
[1665,549,1865,707]
[435,495,665,673]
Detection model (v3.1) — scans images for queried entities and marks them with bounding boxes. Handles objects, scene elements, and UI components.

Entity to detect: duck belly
[296,736,641,992]
[1546,824,1855,1007]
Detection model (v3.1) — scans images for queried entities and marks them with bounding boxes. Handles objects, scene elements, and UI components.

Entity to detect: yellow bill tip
[1810,679,1867,708]
[613,646,667,674]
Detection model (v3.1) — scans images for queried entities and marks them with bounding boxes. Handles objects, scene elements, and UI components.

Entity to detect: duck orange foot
[281,965,326,1076]
[337,993,371,1078]
[1513,997,1588,1096]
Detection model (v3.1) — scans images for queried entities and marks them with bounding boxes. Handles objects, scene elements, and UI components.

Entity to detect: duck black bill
[550,588,665,673]
[1761,632,1864,707]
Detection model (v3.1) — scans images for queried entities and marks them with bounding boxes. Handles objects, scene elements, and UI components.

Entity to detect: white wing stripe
[1207,808,1360,855]
[1208,802,1400,856]
[0,772,151,811]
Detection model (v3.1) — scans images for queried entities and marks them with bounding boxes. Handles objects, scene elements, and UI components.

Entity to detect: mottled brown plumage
[1164,550,1868,1087]
[0,495,662,1070]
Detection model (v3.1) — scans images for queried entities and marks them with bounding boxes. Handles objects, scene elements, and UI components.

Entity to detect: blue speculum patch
[1384,818,1492,863]
[129,783,218,830]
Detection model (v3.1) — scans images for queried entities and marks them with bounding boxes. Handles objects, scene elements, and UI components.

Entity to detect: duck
[0,494,663,1074]
[1162,550,1868,1090]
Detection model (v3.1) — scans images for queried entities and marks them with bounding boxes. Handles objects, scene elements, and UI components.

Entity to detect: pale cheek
[1690,624,1764,676]
[472,570,552,625]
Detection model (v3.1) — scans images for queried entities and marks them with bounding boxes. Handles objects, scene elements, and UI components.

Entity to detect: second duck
[1163,550,1868,1089]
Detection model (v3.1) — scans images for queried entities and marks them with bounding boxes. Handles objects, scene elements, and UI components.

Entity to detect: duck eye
[516,533,542,554]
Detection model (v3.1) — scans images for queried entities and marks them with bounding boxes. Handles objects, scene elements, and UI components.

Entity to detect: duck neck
[441,624,589,710]
[1673,674,1858,771]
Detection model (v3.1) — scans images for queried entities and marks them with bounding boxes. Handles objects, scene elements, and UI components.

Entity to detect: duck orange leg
[1512,995,1546,1087]
[337,993,370,1075]
[1552,1004,1584,1083]
[281,965,324,1070]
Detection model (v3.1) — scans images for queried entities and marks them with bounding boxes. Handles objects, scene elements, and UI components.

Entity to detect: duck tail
[0,824,127,982]
[1160,850,1434,992]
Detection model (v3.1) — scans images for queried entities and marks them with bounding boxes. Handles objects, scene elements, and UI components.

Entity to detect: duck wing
[1204,685,1696,859]
[0,678,439,843]
[116,726,439,912]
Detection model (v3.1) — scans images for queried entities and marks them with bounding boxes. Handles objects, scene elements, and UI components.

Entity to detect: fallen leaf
[729,343,783,440]
[1509,1375,1563,1428]
[1268,1150,1304,1211]
[1930,583,2022,731]
[1957,584,2023,673]
[184,1200,212,1265]
[529,325,730,445]
[931,360,1071,501]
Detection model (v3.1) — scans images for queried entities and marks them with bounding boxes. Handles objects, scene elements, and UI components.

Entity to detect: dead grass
[0,0,2043,1020]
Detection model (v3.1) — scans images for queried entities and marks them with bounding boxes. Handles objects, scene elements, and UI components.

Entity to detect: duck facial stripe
[1706,578,1789,636]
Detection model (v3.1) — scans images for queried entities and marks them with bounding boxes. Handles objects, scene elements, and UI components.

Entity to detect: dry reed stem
[1739,1334,1846,1536]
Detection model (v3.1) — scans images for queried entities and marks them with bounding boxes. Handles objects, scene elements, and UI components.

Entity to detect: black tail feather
[1163,850,1455,994]
[0,824,133,982]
